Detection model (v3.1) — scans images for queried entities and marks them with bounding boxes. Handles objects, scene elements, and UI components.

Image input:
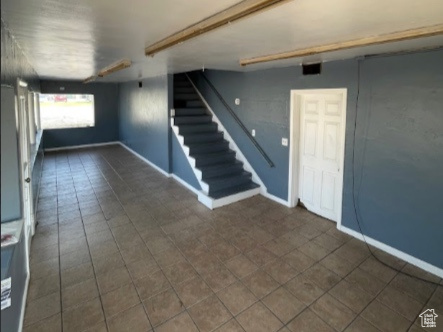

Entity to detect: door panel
[302,166,316,205]
[299,90,346,222]
[320,171,336,212]
[303,121,318,157]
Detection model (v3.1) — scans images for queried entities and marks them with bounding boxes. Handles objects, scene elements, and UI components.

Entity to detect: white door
[298,90,347,222]
[16,79,34,249]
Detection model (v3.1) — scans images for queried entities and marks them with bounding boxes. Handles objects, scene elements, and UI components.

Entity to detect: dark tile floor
[24,145,442,332]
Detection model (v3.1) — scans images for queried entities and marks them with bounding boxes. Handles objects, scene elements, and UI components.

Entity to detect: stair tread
[209,182,260,199]
[186,140,227,148]
[199,160,243,171]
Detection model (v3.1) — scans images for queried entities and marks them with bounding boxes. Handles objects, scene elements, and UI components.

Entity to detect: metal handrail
[189,72,274,168]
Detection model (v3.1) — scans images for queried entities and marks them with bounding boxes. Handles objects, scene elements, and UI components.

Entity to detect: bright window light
[39,94,95,129]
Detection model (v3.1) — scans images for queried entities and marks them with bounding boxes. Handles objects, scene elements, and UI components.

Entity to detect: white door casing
[16,79,35,249]
[288,89,347,223]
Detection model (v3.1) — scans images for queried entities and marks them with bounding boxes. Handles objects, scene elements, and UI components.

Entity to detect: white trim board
[262,191,292,207]
[118,142,170,178]
[170,121,208,193]
[44,141,119,152]
[18,274,30,332]
[170,174,200,196]
[338,224,443,279]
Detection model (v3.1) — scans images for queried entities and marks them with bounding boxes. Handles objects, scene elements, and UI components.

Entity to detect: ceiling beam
[145,0,291,56]
[240,24,443,66]
[97,59,132,77]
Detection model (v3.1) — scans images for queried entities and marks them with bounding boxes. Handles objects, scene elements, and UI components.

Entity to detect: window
[39,94,95,129]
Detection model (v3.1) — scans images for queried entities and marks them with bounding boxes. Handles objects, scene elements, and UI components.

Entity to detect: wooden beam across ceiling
[145,0,291,56]
[240,24,443,66]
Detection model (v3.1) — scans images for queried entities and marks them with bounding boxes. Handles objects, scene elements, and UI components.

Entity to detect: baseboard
[18,274,30,332]
[199,187,261,210]
[170,174,200,196]
[261,191,291,207]
[44,141,119,152]
[338,225,443,278]
[118,142,171,178]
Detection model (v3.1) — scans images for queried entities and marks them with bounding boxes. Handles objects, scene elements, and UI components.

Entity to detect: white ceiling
[1,0,443,82]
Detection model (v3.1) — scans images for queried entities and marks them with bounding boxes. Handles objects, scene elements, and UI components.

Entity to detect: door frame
[288,88,347,225]
[15,79,35,246]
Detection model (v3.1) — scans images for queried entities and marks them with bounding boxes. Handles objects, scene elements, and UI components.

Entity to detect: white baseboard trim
[118,142,171,178]
[262,191,291,207]
[199,187,260,210]
[44,141,119,152]
[338,225,443,278]
[118,142,213,210]
[18,270,30,332]
[170,174,200,196]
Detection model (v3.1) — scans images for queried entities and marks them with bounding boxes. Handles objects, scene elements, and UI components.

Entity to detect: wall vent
[302,63,322,75]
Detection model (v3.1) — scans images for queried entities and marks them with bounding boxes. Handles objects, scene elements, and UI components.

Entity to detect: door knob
[25,177,31,183]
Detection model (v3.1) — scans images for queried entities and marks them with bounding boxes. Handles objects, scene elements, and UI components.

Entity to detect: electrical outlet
[252,129,256,137]
[235,98,240,105]
[282,138,288,146]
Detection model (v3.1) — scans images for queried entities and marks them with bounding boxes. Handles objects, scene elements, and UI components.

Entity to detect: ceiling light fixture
[145,0,290,56]
[239,24,443,66]
[83,76,97,84]
[97,59,132,77]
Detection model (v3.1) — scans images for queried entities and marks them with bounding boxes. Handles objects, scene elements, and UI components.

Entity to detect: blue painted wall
[190,49,443,269]
[345,50,443,269]
[1,87,22,222]
[41,80,119,148]
[190,60,358,199]
[1,20,40,332]
[118,76,170,173]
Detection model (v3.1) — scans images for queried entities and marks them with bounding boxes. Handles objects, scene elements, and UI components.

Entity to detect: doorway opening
[288,89,347,224]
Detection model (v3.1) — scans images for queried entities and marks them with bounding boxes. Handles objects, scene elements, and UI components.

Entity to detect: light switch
[235,98,240,105]
[252,129,256,137]
[282,138,288,146]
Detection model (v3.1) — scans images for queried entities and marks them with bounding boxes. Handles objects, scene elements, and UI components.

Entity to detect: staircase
[172,74,260,208]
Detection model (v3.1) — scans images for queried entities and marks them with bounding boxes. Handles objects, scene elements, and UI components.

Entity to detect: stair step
[183,132,224,144]
[174,108,207,116]
[194,151,236,167]
[209,182,260,199]
[174,81,193,88]
[200,160,244,179]
[187,140,229,154]
[186,100,205,107]
[178,123,217,135]
[174,115,212,125]
[175,87,195,94]
[207,171,252,193]
[174,93,200,100]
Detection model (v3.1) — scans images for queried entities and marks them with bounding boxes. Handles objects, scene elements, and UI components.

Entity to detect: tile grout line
[92,146,204,332]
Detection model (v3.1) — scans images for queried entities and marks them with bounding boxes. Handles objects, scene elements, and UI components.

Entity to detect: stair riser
[209,176,252,193]
[195,154,236,167]
[174,94,200,100]
[179,124,217,135]
[188,143,229,154]
[175,88,195,94]
[186,100,205,107]
[175,109,207,116]
[174,82,191,87]
[174,116,212,125]
[184,133,223,144]
[202,165,244,179]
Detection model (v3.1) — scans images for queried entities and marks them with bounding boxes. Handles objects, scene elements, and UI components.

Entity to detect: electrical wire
[351,58,442,287]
